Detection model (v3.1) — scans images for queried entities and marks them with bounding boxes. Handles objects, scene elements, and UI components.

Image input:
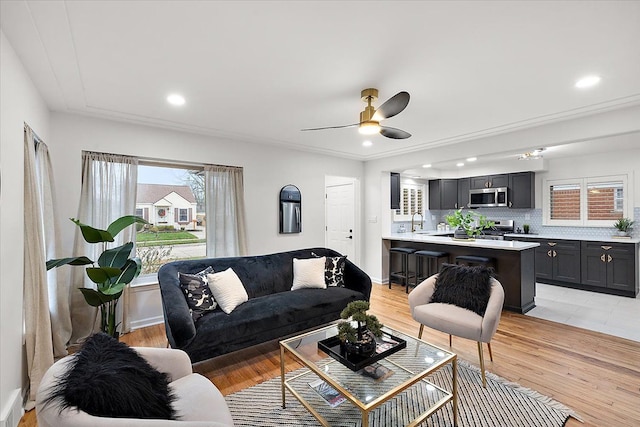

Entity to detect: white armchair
[36,347,234,427]
[408,274,505,387]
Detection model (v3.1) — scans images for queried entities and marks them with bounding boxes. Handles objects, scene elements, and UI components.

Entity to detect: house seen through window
[136,164,206,275]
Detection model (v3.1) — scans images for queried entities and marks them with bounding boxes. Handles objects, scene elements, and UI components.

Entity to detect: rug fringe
[459,360,584,423]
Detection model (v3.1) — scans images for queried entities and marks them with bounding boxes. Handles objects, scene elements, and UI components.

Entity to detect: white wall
[0,30,51,419]
[49,112,365,259]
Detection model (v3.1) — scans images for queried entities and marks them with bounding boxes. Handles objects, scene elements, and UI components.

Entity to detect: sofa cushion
[431,264,492,316]
[41,333,176,420]
[207,268,248,314]
[185,287,365,361]
[179,266,216,321]
[292,257,327,290]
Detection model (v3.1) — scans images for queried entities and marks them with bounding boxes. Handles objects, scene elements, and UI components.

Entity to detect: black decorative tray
[318,333,407,371]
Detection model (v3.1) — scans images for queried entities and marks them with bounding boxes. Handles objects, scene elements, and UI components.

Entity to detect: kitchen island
[383,232,540,313]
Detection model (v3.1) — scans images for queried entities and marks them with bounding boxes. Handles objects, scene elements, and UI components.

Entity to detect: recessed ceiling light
[466,157,477,162]
[422,164,432,168]
[575,75,601,89]
[167,94,186,106]
[456,162,464,167]
[362,140,372,147]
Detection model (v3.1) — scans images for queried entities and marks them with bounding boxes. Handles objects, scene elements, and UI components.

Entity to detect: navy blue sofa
[157,248,372,363]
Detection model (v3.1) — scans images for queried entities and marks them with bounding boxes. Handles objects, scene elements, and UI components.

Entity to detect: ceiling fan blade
[380,126,411,139]
[301,123,359,131]
[372,91,410,121]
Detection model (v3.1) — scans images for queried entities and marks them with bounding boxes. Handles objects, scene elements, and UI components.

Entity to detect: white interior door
[325,182,355,259]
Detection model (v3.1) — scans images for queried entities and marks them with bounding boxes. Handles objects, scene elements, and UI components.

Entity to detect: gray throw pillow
[179,266,216,321]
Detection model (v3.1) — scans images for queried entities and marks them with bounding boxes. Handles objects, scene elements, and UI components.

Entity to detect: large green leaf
[98,242,133,269]
[78,288,116,307]
[86,266,122,284]
[113,258,142,284]
[106,215,148,239]
[46,256,93,270]
[100,282,126,296]
[70,218,114,243]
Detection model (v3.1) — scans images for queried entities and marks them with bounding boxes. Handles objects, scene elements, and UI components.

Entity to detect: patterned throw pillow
[312,252,347,287]
[179,266,216,321]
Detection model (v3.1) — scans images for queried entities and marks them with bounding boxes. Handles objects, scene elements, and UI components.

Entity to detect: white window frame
[543,174,631,227]
[393,181,425,221]
[178,208,189,223]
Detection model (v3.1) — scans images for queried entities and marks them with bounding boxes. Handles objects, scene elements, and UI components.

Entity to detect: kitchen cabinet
[428,179,458,210]
[457,178,470,209]
[508,172,535,209]
[581,242,636,293]
[535,239,581,283]
[470,174,509,189]
[390,172,400,210]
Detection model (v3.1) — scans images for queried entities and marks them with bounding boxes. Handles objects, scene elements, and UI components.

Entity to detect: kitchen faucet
[411,212,424,232]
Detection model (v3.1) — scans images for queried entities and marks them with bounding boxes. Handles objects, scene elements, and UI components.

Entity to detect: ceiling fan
[301,88,411,139]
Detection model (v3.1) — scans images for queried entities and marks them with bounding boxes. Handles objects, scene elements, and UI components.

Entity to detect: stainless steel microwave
[469,187,508,208]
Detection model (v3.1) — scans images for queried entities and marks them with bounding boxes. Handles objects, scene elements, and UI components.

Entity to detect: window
[393,181,425,221]
[136,163,206,275]
[544,175,630,226]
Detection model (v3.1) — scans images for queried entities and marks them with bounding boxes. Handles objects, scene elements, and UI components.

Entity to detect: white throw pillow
[292,257,327,290]
[206,268,249,314]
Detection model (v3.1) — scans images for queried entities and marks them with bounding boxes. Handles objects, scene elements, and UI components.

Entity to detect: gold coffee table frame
[280,324,457,427]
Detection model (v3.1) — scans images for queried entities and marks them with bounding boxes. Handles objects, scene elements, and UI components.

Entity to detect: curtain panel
[204,165,248,257]
[69,152,138,343]
[23,126,55,407]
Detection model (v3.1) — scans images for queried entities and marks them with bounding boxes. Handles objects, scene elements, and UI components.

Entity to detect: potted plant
[523,224,530,234]
[47,215,148,337]
[445,209,495,239]
[613,217,634,237]
[337,300,383,357]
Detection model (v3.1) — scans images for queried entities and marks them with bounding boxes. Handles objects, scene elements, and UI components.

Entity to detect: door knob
[347,236,353,239]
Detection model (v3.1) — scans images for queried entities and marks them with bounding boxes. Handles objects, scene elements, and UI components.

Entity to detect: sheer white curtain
[23,126,54,407]
[69,152,138,343]
[205,165,248,257]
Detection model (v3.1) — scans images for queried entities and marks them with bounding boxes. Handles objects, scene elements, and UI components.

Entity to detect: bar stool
[389,247,416,289]
[455,255,495,270]
[409,250,449,293]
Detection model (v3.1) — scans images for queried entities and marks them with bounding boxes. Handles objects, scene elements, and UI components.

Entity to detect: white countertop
[504,233,640,244]
[383,232,540,251]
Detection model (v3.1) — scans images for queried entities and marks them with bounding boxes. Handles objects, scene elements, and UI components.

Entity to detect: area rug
[225,358,581,426]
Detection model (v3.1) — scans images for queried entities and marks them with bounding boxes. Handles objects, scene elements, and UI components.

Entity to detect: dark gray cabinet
[457,178,470,209]
[390,172,400,210]
[470,174,509,189]
[535,239,581,283]
[581,242,636,293]
[508,172,535,209]
[428,179,458,210]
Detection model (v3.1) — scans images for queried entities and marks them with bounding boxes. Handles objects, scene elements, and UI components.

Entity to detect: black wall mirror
[279,185,301,234]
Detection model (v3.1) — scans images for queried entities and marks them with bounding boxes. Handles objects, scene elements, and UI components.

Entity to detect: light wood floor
[21,284,640,426]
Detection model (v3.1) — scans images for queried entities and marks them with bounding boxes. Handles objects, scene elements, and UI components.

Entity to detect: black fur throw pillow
[43,333,177,420]
[431,264,493,316]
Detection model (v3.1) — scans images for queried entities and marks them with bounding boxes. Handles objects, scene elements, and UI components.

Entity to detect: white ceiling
[2,1,640,164]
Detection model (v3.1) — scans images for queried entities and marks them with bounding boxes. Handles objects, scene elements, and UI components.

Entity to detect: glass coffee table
[280,324,457,427]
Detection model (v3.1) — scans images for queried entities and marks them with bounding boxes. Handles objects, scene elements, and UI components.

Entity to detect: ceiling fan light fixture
[358,121,381,135]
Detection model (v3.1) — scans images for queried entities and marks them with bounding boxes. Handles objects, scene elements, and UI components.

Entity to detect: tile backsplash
[394,207,640,240]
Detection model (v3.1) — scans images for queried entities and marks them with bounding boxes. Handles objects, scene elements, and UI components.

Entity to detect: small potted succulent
[337,300,383,357]
[613,217,634,237]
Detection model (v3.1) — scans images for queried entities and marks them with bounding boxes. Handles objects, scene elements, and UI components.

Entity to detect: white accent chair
[36,347,235,427]
[408,274,505,387]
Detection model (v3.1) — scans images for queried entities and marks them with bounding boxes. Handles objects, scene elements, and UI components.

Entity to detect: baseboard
[129,315,164,330]
[0,389,23,427]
